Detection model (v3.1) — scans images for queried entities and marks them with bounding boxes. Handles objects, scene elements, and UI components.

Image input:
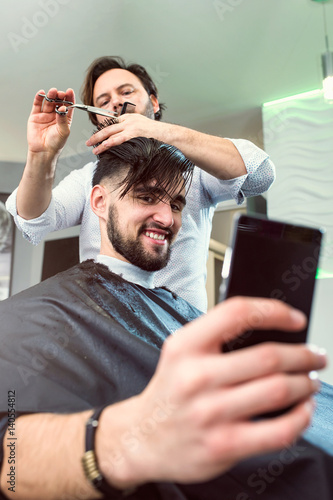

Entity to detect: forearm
[153,122,247,179]
[0,410,100,500]
[0,400,149,500]
[16,151,59,219]
[88,116,247,179]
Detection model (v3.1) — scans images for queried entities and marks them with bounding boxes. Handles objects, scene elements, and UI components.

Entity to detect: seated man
[0,137,332,500]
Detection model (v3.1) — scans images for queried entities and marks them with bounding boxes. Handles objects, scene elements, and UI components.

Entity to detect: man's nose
[152,202,174,227]
[110,96,123,113]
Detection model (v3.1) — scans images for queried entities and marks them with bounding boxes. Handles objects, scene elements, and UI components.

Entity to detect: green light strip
[316,268,333,279]
[263,89,323,108]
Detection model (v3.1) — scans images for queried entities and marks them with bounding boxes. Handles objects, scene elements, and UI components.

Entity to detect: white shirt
[6,139,275,312]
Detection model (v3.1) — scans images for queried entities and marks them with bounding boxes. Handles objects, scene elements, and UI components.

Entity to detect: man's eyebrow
[95,84,135,105]
[173,193,186,207]
[116,83,136,91]
[133,185,186,206]
[133,185,162,197]
[95,92,109,105]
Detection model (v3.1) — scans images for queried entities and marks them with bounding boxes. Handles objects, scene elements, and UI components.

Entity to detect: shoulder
[65,160,97,180]
[0,264,84,307]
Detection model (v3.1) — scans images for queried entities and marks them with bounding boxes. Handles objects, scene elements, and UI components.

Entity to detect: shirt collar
[96,255,156,289]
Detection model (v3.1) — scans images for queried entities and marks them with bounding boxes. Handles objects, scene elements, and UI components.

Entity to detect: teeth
[145,231,166,241]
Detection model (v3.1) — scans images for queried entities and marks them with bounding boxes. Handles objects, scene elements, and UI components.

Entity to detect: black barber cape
[0,260,333,500]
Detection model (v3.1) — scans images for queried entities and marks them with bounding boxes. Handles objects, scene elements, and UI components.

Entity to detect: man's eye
[171,203,181,212]
[139,195,154,203]
[100,100,110,107]
[122,90,134,96]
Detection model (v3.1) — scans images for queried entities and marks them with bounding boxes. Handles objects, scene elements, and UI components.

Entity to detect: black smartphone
[219,214,323,353]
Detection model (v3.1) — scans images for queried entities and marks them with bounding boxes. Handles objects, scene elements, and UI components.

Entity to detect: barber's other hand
[86,113,163,155]
[27,88,75,157]
[97,297,327,489]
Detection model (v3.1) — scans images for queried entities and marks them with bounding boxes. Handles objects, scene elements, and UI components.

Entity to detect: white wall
[263,90,333,384]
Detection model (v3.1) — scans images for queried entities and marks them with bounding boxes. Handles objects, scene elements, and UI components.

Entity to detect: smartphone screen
[220,214,323,353]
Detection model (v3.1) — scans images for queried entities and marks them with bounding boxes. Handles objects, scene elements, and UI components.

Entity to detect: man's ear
[90,185,108,221]
[150,94,160,115]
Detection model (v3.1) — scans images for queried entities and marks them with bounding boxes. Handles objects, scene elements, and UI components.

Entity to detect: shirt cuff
[227,138,276,198]
[5,189,56,245]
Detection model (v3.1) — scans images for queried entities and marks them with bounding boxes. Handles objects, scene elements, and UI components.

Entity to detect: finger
[92,132,131,155]
[54,106,74,139]
[31,89,47,115]
[65,88,75,103]
[55,105,69,119]
[55,90,66,101]
[48,88,74,106]
[172,297,307,354]
[197,373,319,424]
[65,88,75,125]
[208,398,314,465]
[41,87,59,113]
[57,89,75,126]
[65,88,75,120]
[86,122,122,147]
[53,89,75,123]
[53,89,76,123]
[182,343,327,391]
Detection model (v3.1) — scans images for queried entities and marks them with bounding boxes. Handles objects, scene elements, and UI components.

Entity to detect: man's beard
[107,205,172,272]
[142,98,155,119]
[125,97,155,120]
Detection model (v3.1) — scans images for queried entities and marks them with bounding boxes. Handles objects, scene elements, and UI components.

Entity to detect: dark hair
[80,56,166,125]
[92,137,194,200]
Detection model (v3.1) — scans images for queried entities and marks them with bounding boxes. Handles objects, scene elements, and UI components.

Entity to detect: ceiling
[1,0,333,163]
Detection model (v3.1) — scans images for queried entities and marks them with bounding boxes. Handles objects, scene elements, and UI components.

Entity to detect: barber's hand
[86,113,163,155]
[27,88,75,157]
[97,297,327,489]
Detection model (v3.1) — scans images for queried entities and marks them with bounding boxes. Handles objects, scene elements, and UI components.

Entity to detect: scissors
[38,93,136,117]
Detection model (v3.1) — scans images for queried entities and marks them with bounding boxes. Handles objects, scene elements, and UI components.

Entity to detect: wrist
[25,150,60,180]
[153,120,178,145]
[95,398,149,491]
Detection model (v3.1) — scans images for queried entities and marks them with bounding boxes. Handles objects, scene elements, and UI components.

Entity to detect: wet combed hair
[92,137,194,200]
[80,56,166,125]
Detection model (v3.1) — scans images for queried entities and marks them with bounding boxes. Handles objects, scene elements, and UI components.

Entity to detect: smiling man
[92,141,188,272]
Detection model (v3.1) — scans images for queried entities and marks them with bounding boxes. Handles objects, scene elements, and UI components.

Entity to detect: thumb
[173,297,306,355]
[55,105,73,134]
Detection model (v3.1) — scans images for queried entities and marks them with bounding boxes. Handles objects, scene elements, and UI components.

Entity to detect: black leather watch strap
[82,406,136,498]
